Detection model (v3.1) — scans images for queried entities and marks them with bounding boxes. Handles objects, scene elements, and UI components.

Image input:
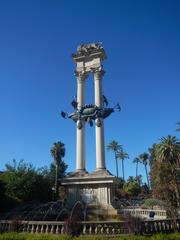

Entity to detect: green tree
[50,141,67,198]
[155,135,180,165]
[0,179,6,210]
[141,183,150,197]
[148,135,180,228]
[139,152,150,189]
[0,159,53,203]
[0,178,18,212]
[123,176,141,196]
[133,157,140,178]
[116,149,129,180]
[107,140,122,178]
[148,144,158,190]
[154,136,180,213]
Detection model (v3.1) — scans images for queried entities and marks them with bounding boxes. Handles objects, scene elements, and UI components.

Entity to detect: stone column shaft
[76,72,86,171]
[94,70,106,170]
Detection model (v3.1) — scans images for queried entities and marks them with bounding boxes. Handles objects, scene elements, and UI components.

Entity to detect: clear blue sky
[0,0,179,183]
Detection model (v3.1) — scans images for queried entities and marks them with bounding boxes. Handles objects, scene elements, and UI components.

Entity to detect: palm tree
[117,149,129,180]
[155,135,180,165]
[154,135,180,218]
[51,141,65,198]
[107,140,122,178]
[139,152,150,189]
[133,157,140,178]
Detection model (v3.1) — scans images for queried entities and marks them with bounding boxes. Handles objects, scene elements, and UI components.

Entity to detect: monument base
[60,170,119,216]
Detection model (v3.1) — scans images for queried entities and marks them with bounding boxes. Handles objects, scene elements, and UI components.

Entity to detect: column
[94,69,106,170]
[75,71,86,171]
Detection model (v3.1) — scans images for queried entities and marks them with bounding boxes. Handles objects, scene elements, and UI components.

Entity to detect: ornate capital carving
[93,67,105,80]
[74,70,88,83]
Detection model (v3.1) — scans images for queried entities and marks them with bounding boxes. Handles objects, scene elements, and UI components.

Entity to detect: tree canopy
[123,176,141,196]
[0,157,68,211]
[149,135,180,218]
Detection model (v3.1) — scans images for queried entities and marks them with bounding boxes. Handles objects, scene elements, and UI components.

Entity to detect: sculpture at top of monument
[77,42,103,54]
[72,42,106,61]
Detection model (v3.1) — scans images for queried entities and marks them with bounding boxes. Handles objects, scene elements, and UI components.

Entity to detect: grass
[0,233,180,240]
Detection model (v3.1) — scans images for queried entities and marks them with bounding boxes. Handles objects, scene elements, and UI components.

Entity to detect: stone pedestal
[60,170,119,213]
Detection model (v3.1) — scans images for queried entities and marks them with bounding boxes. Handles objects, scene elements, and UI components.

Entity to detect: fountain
[0,43,122,236]
[0,200,87,222]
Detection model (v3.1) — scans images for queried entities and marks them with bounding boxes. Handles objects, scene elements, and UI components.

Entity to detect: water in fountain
[56,208,69,221]
[42,201,61,221]
[69,200,85,221]
[0,200,88,222]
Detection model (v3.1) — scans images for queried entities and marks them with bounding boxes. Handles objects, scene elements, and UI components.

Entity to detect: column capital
[74,70,88,83]
[93,67,105,80]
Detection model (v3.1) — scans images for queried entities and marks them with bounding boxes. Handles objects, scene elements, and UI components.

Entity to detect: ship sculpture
[61,96,121,129]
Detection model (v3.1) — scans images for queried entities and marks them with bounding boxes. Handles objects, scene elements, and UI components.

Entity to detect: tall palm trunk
[115,152,118,178]
[55,164,58,199]
[144,164,150,189]
[122,158,125,180]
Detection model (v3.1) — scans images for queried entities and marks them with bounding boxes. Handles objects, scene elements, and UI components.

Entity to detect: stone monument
[60,43,121,213]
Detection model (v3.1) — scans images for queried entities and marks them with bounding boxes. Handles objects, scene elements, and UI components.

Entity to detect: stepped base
[60,170,120,215]
[86,204,118,220]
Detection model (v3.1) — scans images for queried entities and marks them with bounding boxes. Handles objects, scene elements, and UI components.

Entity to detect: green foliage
[0,179,14,212]
[133,157,141,178]
[51,142,66,168]
[0,178,6,200]
[117,177,125,188]
[0,159,51,202]
[107,140,122,178]
[50,141,68,199]
[0,140,68,209]
[116,150,129,161]
[123,177,141,196]
[140,183,150,197]
[149,136,180,219]
[139,153,149,166]
[0,233,72,240]
[44,163,67,183]
[116,149,129,180]
[143,198,163,209]
[107,140,122,152]
[155,135,180,165]
[107,140,129,180]
[138,152,150,189]
[0,159,67,207]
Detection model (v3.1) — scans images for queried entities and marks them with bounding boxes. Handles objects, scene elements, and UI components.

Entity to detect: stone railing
[0,220,129,235]
[0,219,180,235]
[121,208,167,220]
[142,218,180,234]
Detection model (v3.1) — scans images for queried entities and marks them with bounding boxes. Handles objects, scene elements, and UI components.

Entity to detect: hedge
[0,233,180,240]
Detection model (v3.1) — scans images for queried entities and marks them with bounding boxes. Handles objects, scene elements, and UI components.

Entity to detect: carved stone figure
[77,42,103,55]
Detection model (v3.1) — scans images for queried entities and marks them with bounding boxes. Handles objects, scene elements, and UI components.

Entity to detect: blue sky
[0,0,179,183]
